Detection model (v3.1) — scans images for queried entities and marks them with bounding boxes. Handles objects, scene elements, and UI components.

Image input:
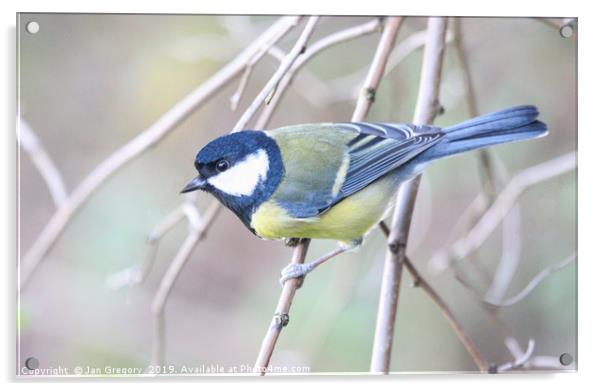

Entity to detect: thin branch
[407,261,489,371]
[435,152,576,269]
[485,202,522,301]
[485,253,576,308]
[253,16,404,376]
[351,18,403,121]
[326,28,453,104]
[450,18,496,199]
[144,17,322,367]
[524,355,572,370]
[18,119,68,208]
[19,16,301,290]
[149,202,220,367]
[229,24,296,111]
[219,16,329,109]
[252,239,310,374]
[450,18,524,303]
[293,256,363,361]
[255,18,382,128]
[370,17,448,374]
[106,206,186,290]
[378,221,489,372]
[496,338,535,372]
[232,16,321,132]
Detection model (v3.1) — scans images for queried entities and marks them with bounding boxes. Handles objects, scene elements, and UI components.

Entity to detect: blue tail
[419,105,547,161]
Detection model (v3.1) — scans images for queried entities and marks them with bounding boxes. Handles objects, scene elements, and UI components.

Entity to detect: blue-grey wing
[329,122,445,205]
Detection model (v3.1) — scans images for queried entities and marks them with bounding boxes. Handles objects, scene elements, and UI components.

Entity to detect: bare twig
[149,202,220,367]
[450,18,497,199]
[233,16,321,131]
[450,17,523,303]
[253,240,310,374]
[351,18,404,121]
[293,257,363,361]
[256,18,382,128]
[253,16,403,376]
[106,202,188,291]
[370,17,448,374]
[144,16,321,367]
[496,338,535,372]
[19,16,302,289]
[485,202,522,301]
[485,253,576,308]
[219,16,329,109]
[432,152,576,270]
[327,28,453,104]
[524,355,572,370]
[18,119,68,208]
[229,23,297,111]
[378,220,489,372]
[406,263,488,371]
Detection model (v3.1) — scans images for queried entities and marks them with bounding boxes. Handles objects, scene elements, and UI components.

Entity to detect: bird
[181,105,547,286]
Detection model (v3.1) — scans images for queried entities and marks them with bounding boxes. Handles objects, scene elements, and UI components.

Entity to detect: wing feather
[267,122,444,218]
[332,122,444,205]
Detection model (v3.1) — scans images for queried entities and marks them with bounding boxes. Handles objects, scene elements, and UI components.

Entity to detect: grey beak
[180,176,206,193]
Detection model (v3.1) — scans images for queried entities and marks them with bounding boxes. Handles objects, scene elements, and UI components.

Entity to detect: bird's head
[181,130,284,227]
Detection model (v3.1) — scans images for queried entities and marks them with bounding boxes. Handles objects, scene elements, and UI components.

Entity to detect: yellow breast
[250,175,399,243]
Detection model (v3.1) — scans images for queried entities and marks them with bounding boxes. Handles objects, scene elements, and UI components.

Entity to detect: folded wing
[268,122,445,218]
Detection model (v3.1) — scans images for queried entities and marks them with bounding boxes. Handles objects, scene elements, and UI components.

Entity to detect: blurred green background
[17,15,576,374]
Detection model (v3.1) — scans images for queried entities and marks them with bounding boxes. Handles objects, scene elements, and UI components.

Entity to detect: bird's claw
[284,237,302,247]
[279,263,313,288]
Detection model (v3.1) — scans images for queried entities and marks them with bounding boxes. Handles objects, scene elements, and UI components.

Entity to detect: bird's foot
[284,237,302,247]
[279,262,314,288]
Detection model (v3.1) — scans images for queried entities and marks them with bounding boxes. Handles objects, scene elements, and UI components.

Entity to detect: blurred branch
[149,201,220,367]
[327,28,453,104]
[430,152,576,272]
[294,257,363,361]
[233,17,321,131]
[450,18,497,200]
[142,16,321,367]
[229,22,298,111]
[253,16,403,376]
[105,201,187,291]
[256,18,382,128]
[524,355,572,370]
[484,253,576,308]
[370,16,448,374]
[450,17,523,304]
[18,119,68,208]
[221,18,331,110]
[19,16,302,290]
[264,46,333,109]
[383,217,570,373]
[495,338,535,372]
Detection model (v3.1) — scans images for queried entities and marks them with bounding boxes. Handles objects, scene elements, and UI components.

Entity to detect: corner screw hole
[559,353,573,366]
[559,24,574,38]
[25,357,39,370]
[26,21,40,34]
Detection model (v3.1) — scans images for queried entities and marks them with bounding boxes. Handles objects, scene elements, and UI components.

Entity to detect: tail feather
[418,105,547,161]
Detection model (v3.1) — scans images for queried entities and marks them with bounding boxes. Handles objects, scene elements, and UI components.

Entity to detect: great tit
[182,105,547,284]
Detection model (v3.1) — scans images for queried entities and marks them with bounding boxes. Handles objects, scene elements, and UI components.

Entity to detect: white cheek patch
[208,149,270,196]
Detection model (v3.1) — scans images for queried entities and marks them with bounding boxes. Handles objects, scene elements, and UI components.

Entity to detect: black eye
[216,159,230,172]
